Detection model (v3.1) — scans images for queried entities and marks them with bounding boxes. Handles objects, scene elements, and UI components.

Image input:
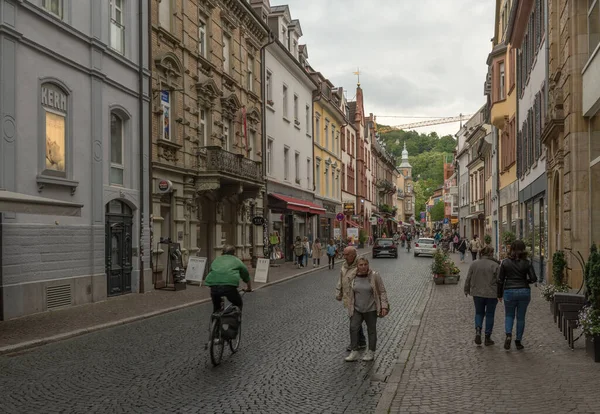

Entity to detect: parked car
[373,238,398,258]
[414,238,437,257]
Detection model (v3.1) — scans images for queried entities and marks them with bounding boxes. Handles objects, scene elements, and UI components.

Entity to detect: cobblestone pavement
[388,253,600,414]
[0,249,433,413]
[0,248,367,351]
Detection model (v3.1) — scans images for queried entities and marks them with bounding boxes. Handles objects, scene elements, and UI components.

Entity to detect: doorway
[105,200,133,296]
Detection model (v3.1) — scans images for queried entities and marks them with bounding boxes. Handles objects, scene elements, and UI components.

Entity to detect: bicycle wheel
[229,320,242,353]
[209,318,224,366]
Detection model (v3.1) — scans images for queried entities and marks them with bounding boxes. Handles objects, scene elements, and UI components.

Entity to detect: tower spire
[353,67,361,86]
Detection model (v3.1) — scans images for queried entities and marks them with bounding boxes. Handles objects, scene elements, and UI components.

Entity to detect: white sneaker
[345,350,360,362]
[362,350,374,361]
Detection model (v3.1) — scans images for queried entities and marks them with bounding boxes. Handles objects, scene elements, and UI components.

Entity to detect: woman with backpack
[457,236,468,263]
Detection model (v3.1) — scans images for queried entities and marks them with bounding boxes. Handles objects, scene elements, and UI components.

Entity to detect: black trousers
[210,285,243,313]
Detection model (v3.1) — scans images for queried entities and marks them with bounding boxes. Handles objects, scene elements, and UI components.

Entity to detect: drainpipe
[138,0,149,291]
[260,32,275,257]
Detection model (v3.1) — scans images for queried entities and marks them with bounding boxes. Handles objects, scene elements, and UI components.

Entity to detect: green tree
[413,179,436,217]
[430,200,445,222]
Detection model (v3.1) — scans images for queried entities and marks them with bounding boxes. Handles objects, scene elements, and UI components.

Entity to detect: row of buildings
[0,0,414,320]
[455,0,600,287]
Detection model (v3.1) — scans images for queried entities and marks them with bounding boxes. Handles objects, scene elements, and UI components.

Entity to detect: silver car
[414,238,437,257]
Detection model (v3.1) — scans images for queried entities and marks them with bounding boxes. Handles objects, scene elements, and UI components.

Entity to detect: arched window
[41,81,70,178]
[110,112,124,185]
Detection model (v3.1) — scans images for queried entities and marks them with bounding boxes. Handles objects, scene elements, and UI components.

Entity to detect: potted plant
[484,234,492,246]
[431,249,446,285]
[444,257,460,284]
[580,243,600,361]
[358,230,367,249]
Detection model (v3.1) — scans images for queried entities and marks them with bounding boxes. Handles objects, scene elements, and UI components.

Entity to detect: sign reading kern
[41,86,67,112]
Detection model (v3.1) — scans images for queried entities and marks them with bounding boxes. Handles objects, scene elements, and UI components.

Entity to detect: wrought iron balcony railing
[203,146,263,183]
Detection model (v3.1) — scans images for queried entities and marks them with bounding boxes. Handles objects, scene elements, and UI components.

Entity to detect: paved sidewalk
[0,249,368,354]
[384,253,600,414]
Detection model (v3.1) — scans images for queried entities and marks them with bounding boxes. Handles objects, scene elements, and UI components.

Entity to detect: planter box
[586,335,600,363]
[445,275,459,284]
[433,274,445,285]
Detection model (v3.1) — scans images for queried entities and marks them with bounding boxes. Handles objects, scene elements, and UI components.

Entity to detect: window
[41,83,68,176]
[266,71,273,103]
[293,94,299,122]
[305,105,310,135]
[325,122,329,149]
[307,159,311,189]
[199,20,207,58]
[43,0,63,19]
[224,120,233,151]
[267,138,273,175]
[295,152,300,183]
[589,0,600,57]
[498,61,506,100]
[247,54,254,92]
[110,0,125,54]
[282,85,288,118]
[158,0,171,31]
[110,113,124,185]
[315,115,321,142]
[223,35,231,74]
[315,160,321,193]
[161,91,171,141]
[284,147,289,181]
[509,48,516,89]
[342,164,346,192]
[199,107,207,146]
[249,129,256,160]
[325,165,329,195]
[335,130,339,156]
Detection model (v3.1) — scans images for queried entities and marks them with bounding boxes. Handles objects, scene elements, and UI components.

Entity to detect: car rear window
[377,240,393,246]
[418,239,434,244]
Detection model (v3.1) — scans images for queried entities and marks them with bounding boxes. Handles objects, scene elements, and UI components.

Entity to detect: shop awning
[0,189,83,216]
[269,193,326,215]
[346,219,362,228]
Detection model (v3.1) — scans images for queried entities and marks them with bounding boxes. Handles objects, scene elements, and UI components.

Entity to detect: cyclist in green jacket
[204,245,252,313]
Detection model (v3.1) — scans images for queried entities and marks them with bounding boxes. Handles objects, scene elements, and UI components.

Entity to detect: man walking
[336,246,366,351]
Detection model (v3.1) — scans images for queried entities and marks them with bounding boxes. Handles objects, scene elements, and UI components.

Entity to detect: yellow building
[488,0,518,255]
[308,70,345,241]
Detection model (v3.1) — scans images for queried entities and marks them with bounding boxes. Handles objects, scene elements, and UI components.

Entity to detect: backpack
[220,307,241,340]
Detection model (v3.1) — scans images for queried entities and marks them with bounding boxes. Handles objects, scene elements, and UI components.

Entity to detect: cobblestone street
[0,250,432,414]
[387,254,600,414]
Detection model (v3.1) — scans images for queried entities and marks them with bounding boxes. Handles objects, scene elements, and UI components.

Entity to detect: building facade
[0,0,151,319]
[258,3,321,261]
[371,122,398,236]
[340,92,359,240]
[543,0,593,287]
[151,0,269,283]
[512,0,549,281]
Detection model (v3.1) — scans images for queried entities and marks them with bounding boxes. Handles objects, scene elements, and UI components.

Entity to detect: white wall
[583,48,600,116]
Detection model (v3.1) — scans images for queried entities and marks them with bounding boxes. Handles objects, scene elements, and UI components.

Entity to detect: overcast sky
[275,0,494,137]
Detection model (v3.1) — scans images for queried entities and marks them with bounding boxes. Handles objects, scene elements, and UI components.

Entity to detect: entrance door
[105,200,133,296]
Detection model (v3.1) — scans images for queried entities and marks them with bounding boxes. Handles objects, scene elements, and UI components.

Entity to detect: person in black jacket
[497,240,538,350]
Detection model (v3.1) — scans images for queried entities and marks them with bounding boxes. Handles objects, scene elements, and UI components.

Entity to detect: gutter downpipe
[260,32,275,257]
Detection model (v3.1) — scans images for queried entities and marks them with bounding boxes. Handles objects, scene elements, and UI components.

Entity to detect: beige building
[151,0,269,284]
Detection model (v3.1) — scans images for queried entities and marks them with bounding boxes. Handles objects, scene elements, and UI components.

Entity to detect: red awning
[346,219,362,228]
[269,193,326,215]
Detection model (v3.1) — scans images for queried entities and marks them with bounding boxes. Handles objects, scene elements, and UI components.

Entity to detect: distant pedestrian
[337,257,389,362]
[302,236,311,267]
[498,240,538,350]
[452,234,459,253]
[293,236,305,269]
[312,238,323,267]
[464,246,500,346]
[335,246,367,352]
[326,239,337,270]
[457,237,468,263]
[469,235,482,261]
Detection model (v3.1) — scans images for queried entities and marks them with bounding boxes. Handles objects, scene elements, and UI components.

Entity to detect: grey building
[0,0,151,320]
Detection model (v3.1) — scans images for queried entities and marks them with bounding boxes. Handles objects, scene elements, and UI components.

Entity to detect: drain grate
[46,284,72,309]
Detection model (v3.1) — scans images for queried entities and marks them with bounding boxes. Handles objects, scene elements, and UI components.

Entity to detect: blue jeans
[504,288,531,340]
[473,297,498,335]
[459,251,465,261]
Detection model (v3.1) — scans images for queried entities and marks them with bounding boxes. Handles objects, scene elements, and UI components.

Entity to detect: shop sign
[157,179,173,193]
[369,216,377,224]
[351,215,360,221]
[343,203,355,214]
[252,216,265,226]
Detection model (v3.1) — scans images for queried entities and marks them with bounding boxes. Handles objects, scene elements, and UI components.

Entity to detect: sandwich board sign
[185,257,208,284]
[254,258,270,283]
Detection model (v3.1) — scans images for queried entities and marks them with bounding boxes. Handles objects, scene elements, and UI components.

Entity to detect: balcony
[490,98,509,129]
[199,146,263,185]
[376,178,396,194]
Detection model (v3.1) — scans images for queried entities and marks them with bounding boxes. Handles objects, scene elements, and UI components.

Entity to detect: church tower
[398,142,412,178]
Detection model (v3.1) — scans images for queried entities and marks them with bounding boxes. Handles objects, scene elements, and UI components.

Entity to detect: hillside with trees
[376,126,455,216]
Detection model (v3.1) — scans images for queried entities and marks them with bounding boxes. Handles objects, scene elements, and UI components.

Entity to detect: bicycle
[406,240,412,253]
[205,289,249,366]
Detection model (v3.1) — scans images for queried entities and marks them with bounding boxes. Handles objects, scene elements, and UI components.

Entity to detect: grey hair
[222,244,236,255]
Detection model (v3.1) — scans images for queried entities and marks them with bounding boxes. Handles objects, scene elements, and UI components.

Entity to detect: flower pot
[445,275,459,284]
[586,334,600,363]
[433,274,445,285]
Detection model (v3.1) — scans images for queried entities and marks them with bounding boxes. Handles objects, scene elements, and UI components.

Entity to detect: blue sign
[443,218,449,224]
[161,91,170,103]
[420,212,426,219]
[336,213,345,222]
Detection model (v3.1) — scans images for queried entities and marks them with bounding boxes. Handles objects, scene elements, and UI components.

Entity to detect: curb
[0,251,370,356]
[374,278,434,414]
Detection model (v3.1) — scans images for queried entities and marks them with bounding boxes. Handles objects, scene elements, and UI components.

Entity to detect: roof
[348,101,357,122]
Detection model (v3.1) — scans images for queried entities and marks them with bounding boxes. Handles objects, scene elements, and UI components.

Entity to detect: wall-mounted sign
[336,213,345,222]
[252,216,265,226]
[351,215,360,221]
[369,217,377,224]
[157,179,173,193]
[343,203,355,214]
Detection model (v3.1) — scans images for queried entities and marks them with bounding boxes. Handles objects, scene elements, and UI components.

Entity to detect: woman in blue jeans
[497,240,538,350]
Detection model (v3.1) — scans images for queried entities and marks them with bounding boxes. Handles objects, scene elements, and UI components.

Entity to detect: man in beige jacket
[336,247,366,351]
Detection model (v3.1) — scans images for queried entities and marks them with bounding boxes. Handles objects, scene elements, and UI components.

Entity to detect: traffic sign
[443,218,449,224]
[377,217,384,224]
[336,213,345,221]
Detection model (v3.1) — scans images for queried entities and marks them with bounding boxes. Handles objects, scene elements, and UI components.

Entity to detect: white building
[253,2,320,260]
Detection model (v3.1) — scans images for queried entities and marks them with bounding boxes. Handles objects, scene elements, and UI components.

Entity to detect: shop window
[40,81,69,178]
